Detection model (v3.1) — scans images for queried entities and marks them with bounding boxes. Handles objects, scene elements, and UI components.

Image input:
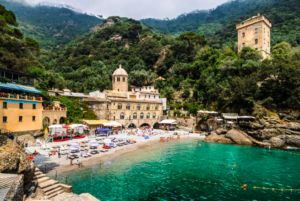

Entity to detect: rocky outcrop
[216,127,227,135]
[269,135,286,148]
[225,129,253,145]
[204,131,235,144]
[0,139,35,194]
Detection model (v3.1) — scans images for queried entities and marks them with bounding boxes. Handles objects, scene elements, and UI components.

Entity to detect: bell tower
[112,64,128,92]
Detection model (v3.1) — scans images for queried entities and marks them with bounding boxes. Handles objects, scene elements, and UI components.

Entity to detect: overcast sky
[26,0,229,20]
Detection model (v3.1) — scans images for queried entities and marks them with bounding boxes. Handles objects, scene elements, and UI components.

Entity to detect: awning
[238,116,255,119]
[159,119,177,124]
[224,117,238,120]
[83,120,109,125]
[198,110,218,114]
[96,129,111,131]
[4,100,38,104]
[0,83,42,94]
[49,125,63,128]
[108,121,122,127]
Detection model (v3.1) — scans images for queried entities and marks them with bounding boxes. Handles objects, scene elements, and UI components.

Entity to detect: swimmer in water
[199,143,201,147]
[195,140,198,145]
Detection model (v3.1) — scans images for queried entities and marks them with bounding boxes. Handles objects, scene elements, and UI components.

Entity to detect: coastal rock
[225,129,253,145]
[252,123,265,129]
[259,128,281,140]
[0,139,35,194]
[275,123,288,129]
[270,136,286,148]
[285,135,300,147]
[259,119,266,125]
[216,128,227,135]
[204,131,235,144]
[288,122,300,131]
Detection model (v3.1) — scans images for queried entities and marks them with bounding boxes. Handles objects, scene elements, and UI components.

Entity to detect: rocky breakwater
[204,128,253,145]
[248,110,300,148]
[0,138,36,196]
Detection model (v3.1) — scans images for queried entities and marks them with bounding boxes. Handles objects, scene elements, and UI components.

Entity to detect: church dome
[113,64,128,76]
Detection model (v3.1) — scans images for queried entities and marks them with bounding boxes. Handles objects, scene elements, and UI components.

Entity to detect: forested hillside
[140,0,282,37]
[0,4,43,74]
[0,0,102,49]
[209,0,300,48]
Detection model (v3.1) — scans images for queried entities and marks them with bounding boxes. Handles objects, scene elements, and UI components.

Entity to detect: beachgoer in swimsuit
[195,140,198,145]
[70,159,73,165]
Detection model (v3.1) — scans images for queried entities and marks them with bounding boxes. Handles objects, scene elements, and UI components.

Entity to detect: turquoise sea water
[59,139,300,200]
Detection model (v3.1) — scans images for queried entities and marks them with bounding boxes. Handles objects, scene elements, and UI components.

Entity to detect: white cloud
[26,0,228,19]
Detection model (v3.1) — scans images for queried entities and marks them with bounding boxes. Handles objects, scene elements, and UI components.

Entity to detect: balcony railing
[43,107,67,111]
[0,93,43,101]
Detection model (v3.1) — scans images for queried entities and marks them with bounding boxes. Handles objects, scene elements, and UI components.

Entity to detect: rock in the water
[286,135,300,147]
[204,131,235,144]
[225,129,253,145]
[270,136,286,148]
[216,128,227,135]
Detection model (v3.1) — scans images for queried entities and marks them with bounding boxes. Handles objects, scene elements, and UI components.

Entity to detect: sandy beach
[26,129,205,176]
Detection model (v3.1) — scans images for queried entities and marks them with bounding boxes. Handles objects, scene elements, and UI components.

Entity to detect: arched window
[118,104,122,109]
[146,113,150,119]
[146,105,150,110]
[123,77,125,82]
[126,104,130,110]
[120,113,125,119]
[117,77,120,82]
[153,113,156,119]
[155,106,158,110]
[137,105,141,110]
[140,113,144,119]
[133,113,137,119]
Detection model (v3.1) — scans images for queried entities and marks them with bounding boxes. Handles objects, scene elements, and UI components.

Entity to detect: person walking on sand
[58,149,61,158]
[70,159,73,166]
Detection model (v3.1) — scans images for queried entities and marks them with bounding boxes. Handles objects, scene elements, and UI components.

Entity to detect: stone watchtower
[112,64,128,92]
[236,13,272,59]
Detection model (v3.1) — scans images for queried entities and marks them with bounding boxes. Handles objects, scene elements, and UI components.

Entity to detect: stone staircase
[33,167,64,199]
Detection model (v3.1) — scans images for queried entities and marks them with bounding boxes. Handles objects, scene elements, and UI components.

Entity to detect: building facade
[236,13,272,59]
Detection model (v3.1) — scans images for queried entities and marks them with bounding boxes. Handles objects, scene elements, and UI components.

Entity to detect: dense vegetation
[140,0,282,37]
[0,4,42,74]
[0,0,102,49]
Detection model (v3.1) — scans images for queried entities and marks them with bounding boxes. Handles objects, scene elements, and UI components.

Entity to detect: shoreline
[26,131,204,177]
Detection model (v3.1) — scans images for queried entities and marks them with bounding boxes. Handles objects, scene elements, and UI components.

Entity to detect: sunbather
[33,150,41,155]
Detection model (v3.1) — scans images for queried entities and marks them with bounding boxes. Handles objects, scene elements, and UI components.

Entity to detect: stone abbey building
[236,13,272,59]
[50,65,166,128]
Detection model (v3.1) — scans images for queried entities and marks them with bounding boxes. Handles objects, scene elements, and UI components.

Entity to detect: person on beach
[195,140,198,145]
[76,160,82,168]
[58,149,61,158]
[177,135,180,140]
[33,150,41,155]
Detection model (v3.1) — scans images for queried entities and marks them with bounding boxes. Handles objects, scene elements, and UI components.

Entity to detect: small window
[91,104,94,109]
[80,105,83,109]
[242,32,245,37]
[120,113,125,119]
[19,116,22,122]
[155,106,158,110]
[159,96,160,98]
[3,116,7,123]
[19,103,23,109]
[242,43,245,47]
[117,77,120,82]
[55,92,59,97]
[145,95,146,98]
[69,97,71,101]
[255,28,258,33]
[148,95,150,98]
[3,102,7,109]
[137,105,141,110]
[80,98,83,101]
[149,87,151,89]
[242,22,244,25]
[255,39,258,44]
[146,105,150,110]
[126,104,130,110]
[255,48,258,50]
[140,113,144,119]
[133,113,137,119]
[123,77,125,82]
[33,104,36,109]
[107,104,109,109]
[118,104,122,109]
[154,95,156,99]
[139,95,141,98]
[153,113,156,119]
[146,113,150,119]
[146,87,147,89]
[32,116,36,121]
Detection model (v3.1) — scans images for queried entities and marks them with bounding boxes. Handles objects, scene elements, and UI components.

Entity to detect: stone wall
[4,174,24,201]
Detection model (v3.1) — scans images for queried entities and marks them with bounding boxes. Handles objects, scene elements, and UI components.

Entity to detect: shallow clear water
[59,139,300,200]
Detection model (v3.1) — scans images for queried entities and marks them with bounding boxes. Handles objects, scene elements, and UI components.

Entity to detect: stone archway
[128,123,136,128]
[153,122,159,129]
[59,117,66,124]
[53,119,57,125]
[43,117,50,125]
[139,123,151,128]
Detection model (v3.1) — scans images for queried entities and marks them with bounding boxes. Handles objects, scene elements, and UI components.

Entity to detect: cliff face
[0,138,35,194]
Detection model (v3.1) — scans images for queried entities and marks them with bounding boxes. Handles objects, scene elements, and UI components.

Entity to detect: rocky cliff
[0,138,36,195]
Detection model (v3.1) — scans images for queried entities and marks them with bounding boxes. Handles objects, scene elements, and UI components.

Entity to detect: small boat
[73,136,85,139]
[54,138,70,142]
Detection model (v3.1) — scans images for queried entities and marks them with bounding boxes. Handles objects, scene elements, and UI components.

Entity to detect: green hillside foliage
[210,0,300,48]
[0,0,102,49]
[0,4,43,73]
[140,0,282,37]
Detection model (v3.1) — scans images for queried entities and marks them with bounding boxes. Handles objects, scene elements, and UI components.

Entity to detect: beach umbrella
[103,139,112,144]
[70,143,79,146]
[89,140,97,143]
[90,143,99,147]
[68,147,79,151]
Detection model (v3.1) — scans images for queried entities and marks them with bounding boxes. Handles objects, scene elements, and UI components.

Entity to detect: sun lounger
[70,154,79,158]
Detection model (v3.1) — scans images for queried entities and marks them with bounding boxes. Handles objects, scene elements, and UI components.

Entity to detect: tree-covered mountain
[0,0,102,49]
[140,0,283,37]
[209,0,300,48]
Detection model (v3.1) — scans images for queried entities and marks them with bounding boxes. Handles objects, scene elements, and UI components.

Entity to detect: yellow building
[0,83,43,135]
[236,13,272,59]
